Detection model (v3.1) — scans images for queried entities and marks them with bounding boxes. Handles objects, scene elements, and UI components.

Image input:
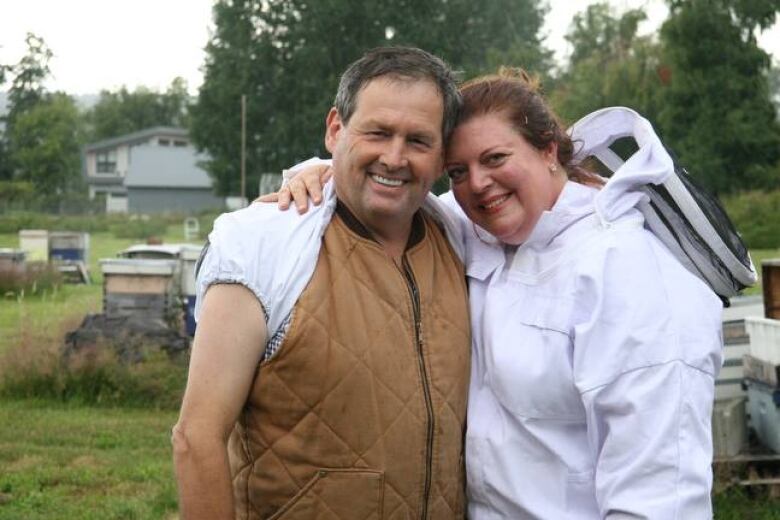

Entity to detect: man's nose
[379,137,408,171]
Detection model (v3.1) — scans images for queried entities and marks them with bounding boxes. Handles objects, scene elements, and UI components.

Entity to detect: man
[173,47,471,519]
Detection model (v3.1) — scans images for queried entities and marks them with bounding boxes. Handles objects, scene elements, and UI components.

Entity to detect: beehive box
[745,316,780,365]
[100,258,178,321]
[746,380,780,453]
[716,319,750,400]
[179,245,203,337]
[0,249,26,274]
[713,397,747,458]
[764,259,780,320]
[19,229,48,262]
[49,231,90,262]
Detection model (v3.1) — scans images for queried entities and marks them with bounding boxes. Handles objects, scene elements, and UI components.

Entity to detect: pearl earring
[548,163,558,173]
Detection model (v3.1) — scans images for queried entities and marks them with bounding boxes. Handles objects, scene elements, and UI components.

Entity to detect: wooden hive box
[764,259,780,320]
[100,258,179,322]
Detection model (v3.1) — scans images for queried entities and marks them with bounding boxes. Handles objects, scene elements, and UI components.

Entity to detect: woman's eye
[485,153,506,165]
[446,167,467,183]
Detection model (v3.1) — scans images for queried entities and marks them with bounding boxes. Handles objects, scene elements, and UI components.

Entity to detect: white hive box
[712,397,747,458]
[745,316,780,365]
[717,319,750,400]
[19,229,48,262]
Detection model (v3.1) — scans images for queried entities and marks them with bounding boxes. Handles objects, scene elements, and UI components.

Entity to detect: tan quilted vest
[228,206,470,519]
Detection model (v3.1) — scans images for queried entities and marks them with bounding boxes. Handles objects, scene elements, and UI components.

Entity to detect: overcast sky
[0,0,778,96]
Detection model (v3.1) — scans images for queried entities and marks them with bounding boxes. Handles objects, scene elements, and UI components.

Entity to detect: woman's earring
[548,163,558,173]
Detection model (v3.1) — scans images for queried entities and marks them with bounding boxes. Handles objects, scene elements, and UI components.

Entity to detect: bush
[0,263,62,296]
[0,210,197,235]
[722,189,780,249]
[0,315,188,409]
[0,211,111,234]
[109,216,169,240]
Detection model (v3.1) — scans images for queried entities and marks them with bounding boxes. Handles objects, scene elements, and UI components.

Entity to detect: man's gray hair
[334,47,462,143]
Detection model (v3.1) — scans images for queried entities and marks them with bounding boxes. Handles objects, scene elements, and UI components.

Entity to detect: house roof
[84,126,188,152]
[124,145,213,189]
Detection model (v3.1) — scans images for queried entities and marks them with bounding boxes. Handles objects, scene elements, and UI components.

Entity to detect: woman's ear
[543,140,559,164]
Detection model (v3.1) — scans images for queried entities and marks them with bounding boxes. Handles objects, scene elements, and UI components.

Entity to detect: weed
[0,313,188,410]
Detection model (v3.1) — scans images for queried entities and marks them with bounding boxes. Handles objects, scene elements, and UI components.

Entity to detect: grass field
[0,226,779,517]
[0,400,178,520]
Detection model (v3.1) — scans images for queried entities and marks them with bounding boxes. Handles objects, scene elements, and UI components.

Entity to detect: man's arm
[172,284,268,520]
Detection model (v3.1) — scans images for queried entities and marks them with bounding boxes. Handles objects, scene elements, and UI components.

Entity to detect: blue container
[50,248,85,261]
[185,295,197,337]
[745,379,780,453]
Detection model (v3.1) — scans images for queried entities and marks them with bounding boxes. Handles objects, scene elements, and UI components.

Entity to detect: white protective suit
[442,180,723,518]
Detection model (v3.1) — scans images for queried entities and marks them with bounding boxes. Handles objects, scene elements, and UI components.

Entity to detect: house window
[159,139,170,146]
[96,150,117,174]
[173,140,188,147]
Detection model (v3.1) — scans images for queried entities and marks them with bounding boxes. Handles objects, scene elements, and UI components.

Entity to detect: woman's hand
[255,164,332,213]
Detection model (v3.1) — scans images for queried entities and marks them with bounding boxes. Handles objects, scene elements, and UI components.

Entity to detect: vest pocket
[269,468,384,520]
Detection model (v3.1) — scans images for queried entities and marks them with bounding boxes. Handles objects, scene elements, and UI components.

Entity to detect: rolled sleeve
[194,217,269,324]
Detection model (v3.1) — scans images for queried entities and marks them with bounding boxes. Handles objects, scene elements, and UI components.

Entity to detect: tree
[657,0,780,194]
[85,77,191,141]
[0,33,53,182]
[191,0,552,197]
[550,4,663,125]
[9,92,84,199]
[4,33,52,136]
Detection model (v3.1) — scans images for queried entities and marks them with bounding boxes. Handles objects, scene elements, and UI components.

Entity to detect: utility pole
[241,94,247,206]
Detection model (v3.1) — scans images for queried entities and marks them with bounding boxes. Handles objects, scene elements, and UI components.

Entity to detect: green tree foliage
[84,77,191,141]
[191,0,551,197]
[1,33,54,182]
[658,0,780,195]
[9,92,84,199]
[550,4,663,125]
[4,33,52,135]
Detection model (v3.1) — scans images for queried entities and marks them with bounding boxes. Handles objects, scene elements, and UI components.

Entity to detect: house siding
[128,187,222,214]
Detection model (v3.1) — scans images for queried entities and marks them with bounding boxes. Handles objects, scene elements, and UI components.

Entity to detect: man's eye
[368,130,388,137]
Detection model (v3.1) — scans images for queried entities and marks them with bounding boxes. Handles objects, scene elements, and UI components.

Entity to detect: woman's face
[445,112,567,245]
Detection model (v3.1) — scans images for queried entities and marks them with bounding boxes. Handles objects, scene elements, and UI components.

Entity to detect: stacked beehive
[743,260,780,452]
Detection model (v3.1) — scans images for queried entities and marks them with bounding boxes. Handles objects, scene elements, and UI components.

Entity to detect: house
[83,127,222,213]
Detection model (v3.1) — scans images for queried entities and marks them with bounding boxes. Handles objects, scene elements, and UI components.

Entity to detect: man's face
[325,78,445,232]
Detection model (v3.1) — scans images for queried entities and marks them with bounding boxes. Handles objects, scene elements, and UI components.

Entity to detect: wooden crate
[764,259,780,320]
[100,259,178,321]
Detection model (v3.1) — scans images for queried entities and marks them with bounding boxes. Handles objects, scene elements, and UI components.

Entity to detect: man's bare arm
[172,284,268,520]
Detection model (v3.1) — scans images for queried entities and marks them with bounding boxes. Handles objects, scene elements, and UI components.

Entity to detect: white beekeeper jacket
[442,161,724,516]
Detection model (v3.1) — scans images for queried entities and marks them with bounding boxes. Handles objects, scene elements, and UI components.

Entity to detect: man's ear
[324,108,343,153]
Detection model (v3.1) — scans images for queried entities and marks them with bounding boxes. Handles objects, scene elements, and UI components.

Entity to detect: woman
[273,69,723,518]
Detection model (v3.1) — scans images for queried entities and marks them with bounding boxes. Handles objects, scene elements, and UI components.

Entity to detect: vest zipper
[401,255,434,520]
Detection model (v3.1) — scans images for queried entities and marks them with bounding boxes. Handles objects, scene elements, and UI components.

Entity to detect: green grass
[0,399,178,520]
[714,488,780,519]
